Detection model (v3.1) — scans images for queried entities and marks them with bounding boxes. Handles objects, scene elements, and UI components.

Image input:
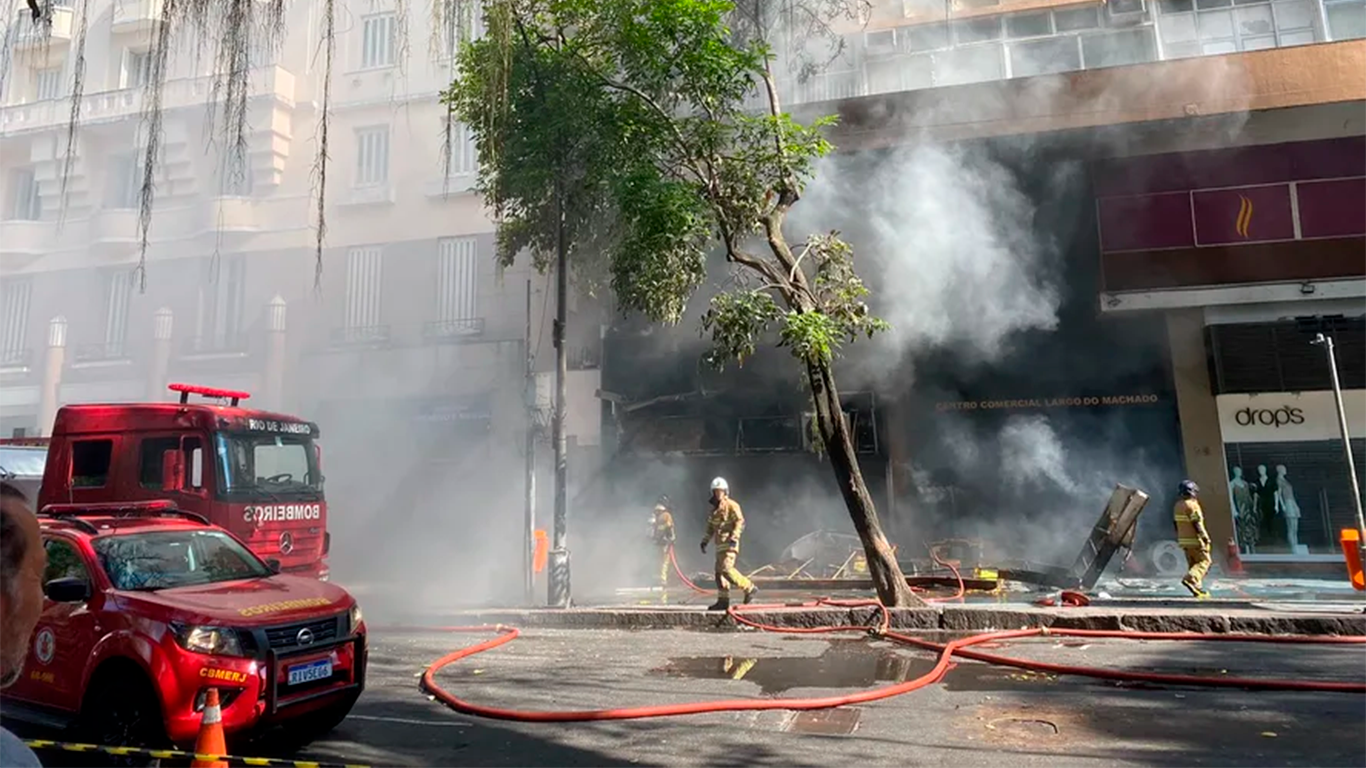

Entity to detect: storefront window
[1219,389,1366,558]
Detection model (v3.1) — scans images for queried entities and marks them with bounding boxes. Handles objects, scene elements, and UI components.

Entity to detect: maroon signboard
[1093,137,1366,292]
[1191,185,1296,246]
[1297,177,1366,239]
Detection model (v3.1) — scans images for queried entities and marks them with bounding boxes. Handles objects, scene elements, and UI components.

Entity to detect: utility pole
[548,190,571,608]
[1312,332,1365,561]
[523,280,536,605]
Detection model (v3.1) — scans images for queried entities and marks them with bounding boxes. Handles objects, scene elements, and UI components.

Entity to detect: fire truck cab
[26,383,330,579]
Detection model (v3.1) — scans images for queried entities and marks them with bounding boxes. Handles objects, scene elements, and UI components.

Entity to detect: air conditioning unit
[1105,0,1147,24]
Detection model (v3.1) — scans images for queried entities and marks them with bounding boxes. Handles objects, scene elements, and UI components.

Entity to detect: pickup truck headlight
[171,624,245,657]
[349,603,363,633]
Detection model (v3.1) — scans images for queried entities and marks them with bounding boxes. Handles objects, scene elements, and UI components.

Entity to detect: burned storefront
[597,137,1187,572]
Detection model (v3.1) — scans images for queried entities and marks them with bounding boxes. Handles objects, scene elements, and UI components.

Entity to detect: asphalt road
[236,626,1366,768]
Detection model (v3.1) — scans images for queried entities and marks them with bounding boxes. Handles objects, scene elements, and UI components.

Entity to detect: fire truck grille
[265,615,341,650]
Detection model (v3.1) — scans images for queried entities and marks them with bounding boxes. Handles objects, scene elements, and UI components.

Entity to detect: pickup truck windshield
[94,529,271,591]
[215,431,321,497]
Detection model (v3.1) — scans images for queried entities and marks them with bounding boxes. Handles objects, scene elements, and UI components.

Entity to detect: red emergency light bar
[40,500,210,525]
[168,382,252,407]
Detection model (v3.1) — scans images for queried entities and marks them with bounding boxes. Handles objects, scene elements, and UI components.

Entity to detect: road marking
[346,714,474,727]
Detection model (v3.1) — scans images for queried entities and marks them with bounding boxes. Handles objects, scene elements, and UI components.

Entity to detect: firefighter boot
[707,596,731,611]
[743,585,758,605]
[1180,575,1211,599]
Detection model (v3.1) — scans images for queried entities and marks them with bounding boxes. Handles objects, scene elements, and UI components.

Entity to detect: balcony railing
[0,348,32,369]
[180,333,251,357]
[73,342,130,363]
[422,318,485,342]
[330,325,391,348]
[758,0,1361,109]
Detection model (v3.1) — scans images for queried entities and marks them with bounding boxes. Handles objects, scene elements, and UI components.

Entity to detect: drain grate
[784,708,863,735]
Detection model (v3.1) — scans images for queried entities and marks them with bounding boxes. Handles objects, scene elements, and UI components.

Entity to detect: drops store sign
[1217,391,1366,443]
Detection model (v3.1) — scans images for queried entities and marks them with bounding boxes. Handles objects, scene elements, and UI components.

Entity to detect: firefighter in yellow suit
[701,477,757,611]
[651,498,676,596]
[1173,480,1212,599]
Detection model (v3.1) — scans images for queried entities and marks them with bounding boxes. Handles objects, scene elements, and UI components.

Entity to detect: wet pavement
[15,626,1365,766]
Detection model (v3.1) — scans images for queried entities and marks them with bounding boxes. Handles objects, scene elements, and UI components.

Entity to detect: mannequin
[1228,466,1257,552]
[1275,465,1302,551]
[1254,464,1279,547]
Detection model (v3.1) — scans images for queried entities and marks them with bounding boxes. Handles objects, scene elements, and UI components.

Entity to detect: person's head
[1,482,46,689]
[653,504,667,518]
[1276,464,1288,477]
[709,477,729,503]
[1232,466,1243,478]
[1179,480,1199,499]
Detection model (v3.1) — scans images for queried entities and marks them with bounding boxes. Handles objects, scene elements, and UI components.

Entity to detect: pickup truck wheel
[80,669,168,767]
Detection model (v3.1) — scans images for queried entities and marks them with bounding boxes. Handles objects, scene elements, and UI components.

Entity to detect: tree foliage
[445,0,886,369]
[446,0,918,605]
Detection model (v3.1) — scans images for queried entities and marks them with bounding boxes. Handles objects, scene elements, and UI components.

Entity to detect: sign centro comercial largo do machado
[1216,390,1366,444]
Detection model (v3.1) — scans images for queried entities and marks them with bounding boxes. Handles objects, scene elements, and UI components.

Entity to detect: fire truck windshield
[93,529,272,591]
[214,431,322,500]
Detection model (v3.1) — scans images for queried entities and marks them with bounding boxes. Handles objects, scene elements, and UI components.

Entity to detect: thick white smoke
[793,143,1069,380]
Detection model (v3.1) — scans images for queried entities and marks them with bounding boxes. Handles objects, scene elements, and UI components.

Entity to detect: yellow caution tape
[24,740,370,768]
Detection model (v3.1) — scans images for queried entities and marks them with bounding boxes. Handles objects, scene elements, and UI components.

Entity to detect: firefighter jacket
[704,498,745,551]
[1173,497,1210,550]
[652,510,675,545]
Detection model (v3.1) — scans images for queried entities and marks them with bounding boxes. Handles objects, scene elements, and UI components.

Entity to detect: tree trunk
[806,359,923,607]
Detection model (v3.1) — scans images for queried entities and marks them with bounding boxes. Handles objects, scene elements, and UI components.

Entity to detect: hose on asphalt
[420,595,1366,722]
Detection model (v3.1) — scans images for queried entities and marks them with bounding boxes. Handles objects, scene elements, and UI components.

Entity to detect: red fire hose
[417,547,1366,722]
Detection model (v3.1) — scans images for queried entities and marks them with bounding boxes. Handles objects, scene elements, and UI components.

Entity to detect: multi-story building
[604,0,1365,572]
[0,0,604,596]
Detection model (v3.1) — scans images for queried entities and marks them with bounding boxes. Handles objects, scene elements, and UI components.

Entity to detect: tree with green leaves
[446,0,920,606]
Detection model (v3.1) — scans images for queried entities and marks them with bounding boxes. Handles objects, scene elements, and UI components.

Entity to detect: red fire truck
[0,383,331,579]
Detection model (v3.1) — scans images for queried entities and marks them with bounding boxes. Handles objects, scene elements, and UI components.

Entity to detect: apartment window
[0,279,32,366]
[6,168,42,221]
[1081,28,1158,68]
[194,255,246,352]
[953,17,1004,45]
[443,0,485,55]
[344,246,384,330]
[34,67,63,101]
[103,269,134,357]
[436,237,478,326]
[361,13,396,68]
[217,144,254,196]
[106,153,145,210]
[1156,0,1319,57]
[1005,12,1054,38]
[355,126,390,186]
[125,49,152,89]
[445,120,477,177]
[1010,36,1081,76]
[1325,0,1366,40]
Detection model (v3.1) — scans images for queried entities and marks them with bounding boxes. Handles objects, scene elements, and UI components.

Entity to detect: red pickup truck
[0,500,366,753]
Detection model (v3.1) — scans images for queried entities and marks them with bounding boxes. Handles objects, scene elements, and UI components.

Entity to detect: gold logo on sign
[1235,194,1254,238]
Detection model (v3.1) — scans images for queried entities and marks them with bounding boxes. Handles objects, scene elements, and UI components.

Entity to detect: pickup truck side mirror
[265,558,282,574]
[44,577,92,603]
[161,449,185,492]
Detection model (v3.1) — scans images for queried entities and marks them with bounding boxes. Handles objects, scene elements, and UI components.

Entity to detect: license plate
[286,659,333,686]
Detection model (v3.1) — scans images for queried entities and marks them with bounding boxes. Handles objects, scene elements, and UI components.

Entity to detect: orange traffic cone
[1225,538,1246,576]
[190,688,228,768]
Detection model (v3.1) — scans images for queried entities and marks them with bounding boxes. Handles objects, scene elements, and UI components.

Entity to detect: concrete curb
[375,604,1366,636]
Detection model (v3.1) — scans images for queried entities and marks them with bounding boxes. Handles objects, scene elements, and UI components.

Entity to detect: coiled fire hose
[418,548,1366,722]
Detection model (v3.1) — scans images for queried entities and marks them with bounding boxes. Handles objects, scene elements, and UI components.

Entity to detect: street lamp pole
[1312,333,1365,557]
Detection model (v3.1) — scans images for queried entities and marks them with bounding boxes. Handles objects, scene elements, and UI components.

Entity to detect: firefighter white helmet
[710,477,729,492]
